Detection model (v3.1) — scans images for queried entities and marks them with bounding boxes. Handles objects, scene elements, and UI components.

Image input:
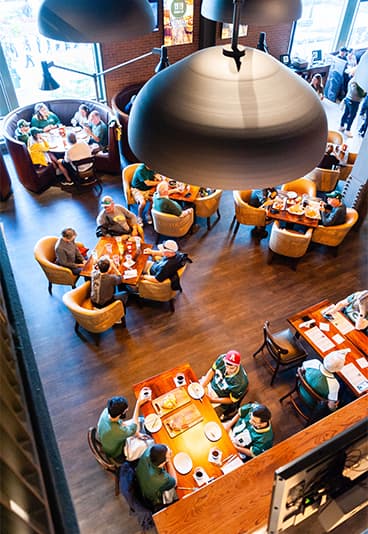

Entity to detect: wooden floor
[0,101,366,534]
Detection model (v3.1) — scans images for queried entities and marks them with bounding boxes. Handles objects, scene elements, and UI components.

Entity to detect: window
[349,0,368,48]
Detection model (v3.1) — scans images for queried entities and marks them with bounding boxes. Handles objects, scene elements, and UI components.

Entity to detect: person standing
[339,77,367,137]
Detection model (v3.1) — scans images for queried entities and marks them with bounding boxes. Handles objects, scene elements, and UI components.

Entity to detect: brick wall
[101,0,293,104]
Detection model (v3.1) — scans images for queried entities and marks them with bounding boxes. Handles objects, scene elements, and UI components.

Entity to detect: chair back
[151,208,194,238]
[73,156,96,180]
[87,426,118,471]
[194,189,222,218]
[327,130,343,145]
[62,281,124,334]
[269,221,313,258]
[34,236,78,289]
[297,367,327,405]
[122,163,141,208]
[311,207,359,247]
[138,266,186,302]
[264,320,288,361]
[233,190,267,226]
[307,167,340,192]
[281,178,317,197]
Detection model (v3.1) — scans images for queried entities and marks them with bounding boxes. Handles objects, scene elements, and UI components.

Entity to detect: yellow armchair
[327,130,343,145]
[151,207,194,243]
[194,189,223,230]
[137,266,186,312]
[62,281,125,345]
[306,167,340,192]
[311,208,359,254]
[231,190,269,238]
[122,163,141,209]
[268,221,313,269]
[281,177,317,197]
[34,236,79,295]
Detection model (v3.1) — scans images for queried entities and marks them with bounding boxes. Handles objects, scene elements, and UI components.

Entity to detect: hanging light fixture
[201,0,302,25]
[38,0,155,43]
[128,1,327,190]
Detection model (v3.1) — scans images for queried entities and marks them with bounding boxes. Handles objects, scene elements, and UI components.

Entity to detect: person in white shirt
[57,132,92,185]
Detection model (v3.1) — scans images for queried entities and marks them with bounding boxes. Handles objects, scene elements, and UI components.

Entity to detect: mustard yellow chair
[327,130,343,145]
[281,177,317,197]
[137,266,186,312]
[311,208,359,255]
[306,167,340,192]
[194,189,223,230]
[122,163,141,209]
[62,281,125,345]
[34,236,80,295]
[268,221,313,270]
[339,152,358,181]
[231,190,270,238]
[151,207,194,243]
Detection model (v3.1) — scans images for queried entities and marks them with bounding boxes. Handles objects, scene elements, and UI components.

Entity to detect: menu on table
[340,363,368,393]
[304,326,335,352]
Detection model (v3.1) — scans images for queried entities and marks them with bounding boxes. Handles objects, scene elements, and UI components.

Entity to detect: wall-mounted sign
[221,23,248,40]
[164,0,193,46]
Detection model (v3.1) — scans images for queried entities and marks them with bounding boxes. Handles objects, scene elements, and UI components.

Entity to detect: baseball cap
[101,195,113,206]
[17,119,30,128]
[29,127,43,136]
[223,350,241,366]
[326,190,342,199]
[324,351,346,373]
[158,240,178,253]
[340,46,348,53]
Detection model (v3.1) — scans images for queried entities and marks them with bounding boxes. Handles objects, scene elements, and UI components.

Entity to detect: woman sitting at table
[27,127,59,171]
[330,290,368,332]
[71,104,89,127]
[30,102,60,132]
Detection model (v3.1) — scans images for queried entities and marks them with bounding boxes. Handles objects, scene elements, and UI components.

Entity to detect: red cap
[224,350,241,366]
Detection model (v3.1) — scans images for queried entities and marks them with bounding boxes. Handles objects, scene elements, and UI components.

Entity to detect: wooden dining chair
[279,367,328,425]
[87,427,121,496]
[73,156,102,194]
[253,321,307,385]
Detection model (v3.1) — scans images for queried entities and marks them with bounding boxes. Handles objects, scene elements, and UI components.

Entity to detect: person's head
[250,404,271,429]
[61,227,77,241]
[101,195,115,213]
[97,258,110,273]
[89,110,101,125]
[356,290,368,308]
[107,396,129,419]
[29,127,43,141]
[17,119,30,132]
[67,132,77,145]
[156,181,169,197]
[338,46,348,58]
[326,143,334,154]
[79,104,89,117]
[223,350,241,375]
[157,239,178,257]
[326,190,342,207]
[312,73,322,86]
[34,102,49,119]
[323,352,346,373]
[150,444,168,467]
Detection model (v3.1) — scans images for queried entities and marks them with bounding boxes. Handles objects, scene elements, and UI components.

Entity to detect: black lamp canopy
[38,0,155,43]
[201,0,302,25]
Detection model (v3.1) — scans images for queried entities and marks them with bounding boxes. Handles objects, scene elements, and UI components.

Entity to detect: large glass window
[0,0,99,107]
[349,0,368,47]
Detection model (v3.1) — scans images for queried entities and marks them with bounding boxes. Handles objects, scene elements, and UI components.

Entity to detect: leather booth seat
[111,83,145,163]
[3,99,120,194]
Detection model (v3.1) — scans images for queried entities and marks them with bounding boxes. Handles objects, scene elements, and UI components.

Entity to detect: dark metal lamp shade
[201,0,302,25]
[40,61,60,90]
[38,0,155,42]
[128,46,328,190]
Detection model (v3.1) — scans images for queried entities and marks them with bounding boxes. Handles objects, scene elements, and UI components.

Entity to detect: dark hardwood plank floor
[0,106,366,534]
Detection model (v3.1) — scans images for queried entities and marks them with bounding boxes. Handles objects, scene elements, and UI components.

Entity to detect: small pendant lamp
[201,0,302,25]
[38,0,155,43]
[128,46,327,190]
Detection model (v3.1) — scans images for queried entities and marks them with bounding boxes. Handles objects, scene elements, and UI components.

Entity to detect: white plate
[204,422,222,442]
[173,452,193,474]
[144,413,162,433]
[123,260,135,268]
[287,191,298,199]
[188,382,204,399]
[287,206,304,216]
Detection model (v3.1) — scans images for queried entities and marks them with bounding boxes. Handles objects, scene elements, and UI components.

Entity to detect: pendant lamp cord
[222,0,245,71]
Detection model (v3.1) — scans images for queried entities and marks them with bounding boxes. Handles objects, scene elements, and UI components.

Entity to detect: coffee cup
[194,468,204,479]
[141,387,152,400]
[175,373,185,386]
[209,447,222,464]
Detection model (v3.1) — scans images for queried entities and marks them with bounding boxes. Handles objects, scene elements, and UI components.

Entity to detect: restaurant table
[167,182,200,203]
[266,206,320,228]
[80,236,150,286]
[288,299,368,396]
[44,126,89,153]
[133,363,238,500]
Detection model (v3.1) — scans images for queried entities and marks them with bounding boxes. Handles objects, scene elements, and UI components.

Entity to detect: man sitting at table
[301,352,346,414]
[136,444,177,512]
[199,350,249,420]
[97,391,149,461]
[84,110,108,152]
[318,144,340,170]
[15,118,30,144]
[330,290,368,332]
[153,181,193,218]
[90,257,128,312]
[96,195,140,238]
[57,132,93,185]
[319,190,346,227]
[142,240,192,291]
[131,163,160,225]
[55,227,86,275]
[223,402,273,461]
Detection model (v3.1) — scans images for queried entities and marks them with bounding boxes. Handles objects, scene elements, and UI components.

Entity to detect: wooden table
[80,236,150,286]
[266,206,320,228]
[168,183,200,203]
[45,126,89,153]
[133,363,238,499]
[288,299,368,396]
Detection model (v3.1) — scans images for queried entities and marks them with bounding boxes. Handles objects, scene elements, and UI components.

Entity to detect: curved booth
[3,99,120,194]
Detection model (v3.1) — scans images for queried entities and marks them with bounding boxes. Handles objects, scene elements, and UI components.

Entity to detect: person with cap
[27,127,59,170]
[131,163,161,225]
[223,402,273,461]
[330,290,368,332]
[199,350,249,420]
[142,240,192,291]
[55,227,86,275]
[30,102,60,132]
[136,443,177,511]
[319,190,346,227]
[97,388,150,460]
[15,118,30,144]
[90,257,128,311]
[153,180,193,218]
[301,352,346,412]
[96,196,140,238]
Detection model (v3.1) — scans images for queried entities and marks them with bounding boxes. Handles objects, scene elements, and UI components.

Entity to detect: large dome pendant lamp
[128,0,327,190]
[201,0,302,25]
[38,0,155,43]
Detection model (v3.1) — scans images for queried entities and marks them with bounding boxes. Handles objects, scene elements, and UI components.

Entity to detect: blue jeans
[340,98,360,131]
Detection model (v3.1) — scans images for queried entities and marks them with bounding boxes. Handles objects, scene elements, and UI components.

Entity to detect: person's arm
[131,389,150,429]
[331,297,350,313]
[200,368,215,388]
[356,293,368,330]
[164,448,177,485]
[223,412,240,432]
[75,245,85,264]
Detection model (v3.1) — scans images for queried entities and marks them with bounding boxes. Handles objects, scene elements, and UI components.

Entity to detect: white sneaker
[346,130,353,138]
[338,126,345,132]
[146,214,153,225]
[137,216,143,225]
